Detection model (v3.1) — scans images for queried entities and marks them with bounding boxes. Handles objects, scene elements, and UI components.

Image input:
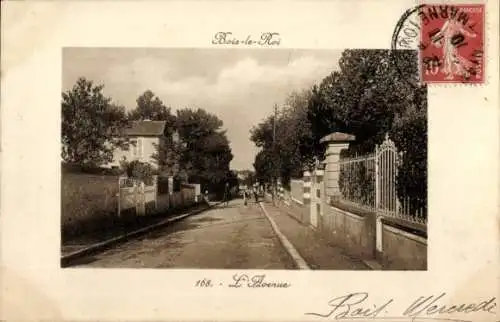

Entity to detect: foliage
[152,134,184,177]
[307,49,426,216]
[123,160,155,185]
[338,162,375,206]
[226,170,239,192]
[251,49,427,218]
[128,90,176,133]
[390,97,427,217]
[127,93,236,196]
[61,77,129,167]
[61,162,122,176]
[250,90,315,187]
[175,108,235,196]
[307,50,422,156]
[253,149,273,186]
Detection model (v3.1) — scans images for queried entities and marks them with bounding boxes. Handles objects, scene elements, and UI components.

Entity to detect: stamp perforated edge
[393,0,490,87]
[419,0,489,87]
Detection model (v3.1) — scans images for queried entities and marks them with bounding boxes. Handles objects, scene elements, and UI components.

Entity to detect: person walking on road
[223,182,230,207]
[253,186,259,203]
[204,189,209,204]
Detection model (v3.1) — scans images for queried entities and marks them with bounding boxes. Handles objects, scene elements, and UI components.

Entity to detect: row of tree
[250,49,427,214]
[250,90,315,187]
[62,77,237,196]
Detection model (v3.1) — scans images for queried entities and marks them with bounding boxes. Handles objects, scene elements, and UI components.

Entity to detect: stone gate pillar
[302,170,311,224]
[320,132,355,203]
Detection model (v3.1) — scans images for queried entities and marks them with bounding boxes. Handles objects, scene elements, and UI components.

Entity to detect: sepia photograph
[61,47,427,270]
[2,1,498,321]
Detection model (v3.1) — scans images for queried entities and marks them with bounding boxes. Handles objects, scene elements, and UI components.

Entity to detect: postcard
[1,0,498,321]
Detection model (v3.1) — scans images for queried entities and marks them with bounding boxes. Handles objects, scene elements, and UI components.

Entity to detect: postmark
[392,4,485,85]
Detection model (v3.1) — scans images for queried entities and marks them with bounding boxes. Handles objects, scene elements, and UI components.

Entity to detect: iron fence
[339,153,376,211]
[338,134,427,225]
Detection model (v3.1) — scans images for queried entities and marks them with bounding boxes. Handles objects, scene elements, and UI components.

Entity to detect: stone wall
[317,204,426,269]
[319,205,376,260]
[381,223,427,270]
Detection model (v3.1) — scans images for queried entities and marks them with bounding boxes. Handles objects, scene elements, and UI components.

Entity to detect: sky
[63,48,342,170]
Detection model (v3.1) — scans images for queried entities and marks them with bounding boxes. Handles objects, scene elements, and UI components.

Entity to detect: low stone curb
[270,201,379,270]
[61,202,220,267]
[362,259,383,270]
[258,202,310,270]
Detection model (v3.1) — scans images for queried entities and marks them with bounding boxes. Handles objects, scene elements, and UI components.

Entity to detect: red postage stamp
[419,4,485,84]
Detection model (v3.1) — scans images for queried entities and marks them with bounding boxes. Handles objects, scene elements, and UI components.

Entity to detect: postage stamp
[392,4,485,85]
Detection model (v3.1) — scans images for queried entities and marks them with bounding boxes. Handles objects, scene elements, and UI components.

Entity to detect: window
[130,139,137,157]
[130,138,142,158]
[137,138,143,157]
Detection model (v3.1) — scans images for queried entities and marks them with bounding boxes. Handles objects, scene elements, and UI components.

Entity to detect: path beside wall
[278,188,427,270]
[281,181,310,225]
[319,204,376,260]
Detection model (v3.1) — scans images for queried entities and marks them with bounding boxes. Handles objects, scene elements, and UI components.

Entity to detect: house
[105,120,169,170]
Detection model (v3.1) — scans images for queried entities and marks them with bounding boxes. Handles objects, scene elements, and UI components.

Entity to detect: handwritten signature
[304,292,496,322]
[212,32,281,46]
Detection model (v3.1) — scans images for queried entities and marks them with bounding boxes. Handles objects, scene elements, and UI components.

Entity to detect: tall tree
[253,149,273,186]
[250,90,315,187]
[175,108,234,195]
[306,49,427,215]
[152,132,184,177]
[176,108,224,139]
[128,90,175,136]
[128,90,176,135]
[390,86,427,216]
[250,49,426,215]
[307,49,424,156]
[280,90,316,178]
[61,77,129,167]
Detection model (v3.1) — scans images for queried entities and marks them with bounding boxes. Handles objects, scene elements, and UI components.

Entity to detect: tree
[250,115,274,150]
[390,86,427,217]
[61,77,129,168]
[226,170,239,189]
[128,90,176,135]
[152,132,184,177]
[175,108,234,197]
[307,49,423,157]
[280,90,316,179]
[122,160,155,185]
[251,49,427,217]
[250,90,314,188]
[305,49,427,217]
[176,108,224,140]
[253,149,273,186]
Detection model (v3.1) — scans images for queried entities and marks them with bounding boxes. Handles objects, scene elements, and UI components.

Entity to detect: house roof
[124,120,166,136]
